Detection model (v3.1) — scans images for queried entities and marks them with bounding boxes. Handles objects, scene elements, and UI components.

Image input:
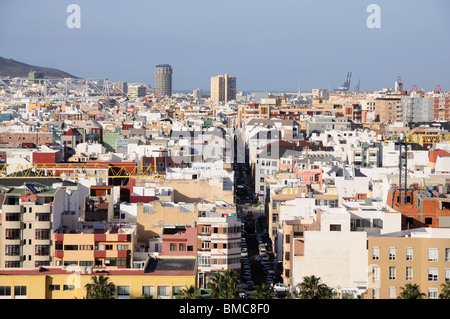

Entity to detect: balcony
[3,221,21,229]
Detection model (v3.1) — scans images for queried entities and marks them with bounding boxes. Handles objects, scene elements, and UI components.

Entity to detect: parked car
[273,283,288,292]
[246,281,255,290]
[239,289,251,299]
[242,273,252,281]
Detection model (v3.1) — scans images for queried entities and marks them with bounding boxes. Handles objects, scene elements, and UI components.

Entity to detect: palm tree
[85,275,116,299]
[439,282,450,299]
[208,272,224,299]
[397,283,425,299]
[177,285,200,299]
[221,270,240,299]
[253,283,274,299]
[207,270,240,299]
[296,275,333,299]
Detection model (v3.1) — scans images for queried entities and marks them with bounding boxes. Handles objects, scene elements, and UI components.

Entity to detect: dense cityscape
[0,65,448,302]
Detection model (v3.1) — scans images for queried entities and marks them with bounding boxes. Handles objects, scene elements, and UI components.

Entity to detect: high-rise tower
[155,64,173,96]
[210,74,236,102]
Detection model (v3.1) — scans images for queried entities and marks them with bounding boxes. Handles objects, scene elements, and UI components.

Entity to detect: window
[428,248,438,262]
[179,243,186,251]
[79,261,93,266]
[5,213,20,221]
[201,242,210,250]
[105,258,127,267]
[142,286,155,298]
[201,227,210,235]
[35,245,50,256]
[0,286,11,299]
[157,286,170,299]
[117,245,128,250]
[372,287,379,299]
[428,289,438,299]
[389,247,396,261]
[5,229,20,240]
[372,218,383,228]
[35,213,50,221]
[372,247,379,260]
[49,285,60,291]
[425,217,433,225]
[406,267,413,281]
[389,266,396,280]
[117,286,130,299]
[372,266,379,281]
[406,247,413,261]
[170,243,177,251]
[198,256,210,267]
[80,245,94,251]
[428,268,438,281]
[35,229,50,240]
[330,224,341,231]
[389,287,396,299]
[5,245,20,256]
[5,261,20,268]
[14,286,26,299]
[172,286,183,299]
[187,246,193,251]
[446,248,450,262]
[63,285,75,291]
[445,268,450,282]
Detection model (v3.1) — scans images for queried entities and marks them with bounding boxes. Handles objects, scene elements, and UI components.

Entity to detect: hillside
[0,56,79,79]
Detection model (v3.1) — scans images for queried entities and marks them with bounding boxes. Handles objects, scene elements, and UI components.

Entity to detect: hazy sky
[0,0,449,92]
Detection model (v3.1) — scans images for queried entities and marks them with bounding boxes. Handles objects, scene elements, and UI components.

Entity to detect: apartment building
[351,143,380,167]
[1,185,65,268]
[160,225,197,257]
[0,256,196,299]
[386,185,450,229]
[374,97,402,123]
[367,227,450,299]
[53,224,135,268]
[83,185,114,223]
[286,208,369,296]
[433,96,450,121]
[196,207,241,288]
[210,74,236,103]
[0,132,53,148]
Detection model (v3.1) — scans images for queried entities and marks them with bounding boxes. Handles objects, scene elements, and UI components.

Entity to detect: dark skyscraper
[155,64,173,96]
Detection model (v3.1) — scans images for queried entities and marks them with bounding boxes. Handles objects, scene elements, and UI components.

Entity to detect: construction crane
[0,162,165,180]
[381,130,450,205]
[334,72,352,93]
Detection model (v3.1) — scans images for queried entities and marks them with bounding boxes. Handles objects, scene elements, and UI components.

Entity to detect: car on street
[245,281,255,290]
[273,283,288,292]
[242,273,252,281]
[239,289,251,299]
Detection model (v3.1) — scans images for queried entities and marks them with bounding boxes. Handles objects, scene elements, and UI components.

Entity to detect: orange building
[386,186,450,229]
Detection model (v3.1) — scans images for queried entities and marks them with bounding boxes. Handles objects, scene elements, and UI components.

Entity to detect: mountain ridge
[0,56,79,79]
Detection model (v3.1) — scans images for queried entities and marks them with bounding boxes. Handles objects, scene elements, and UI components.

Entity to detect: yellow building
[367,227,450,299]
[0,257,197,299]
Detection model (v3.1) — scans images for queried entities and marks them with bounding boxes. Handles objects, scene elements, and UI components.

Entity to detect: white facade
[291,209,368,293]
